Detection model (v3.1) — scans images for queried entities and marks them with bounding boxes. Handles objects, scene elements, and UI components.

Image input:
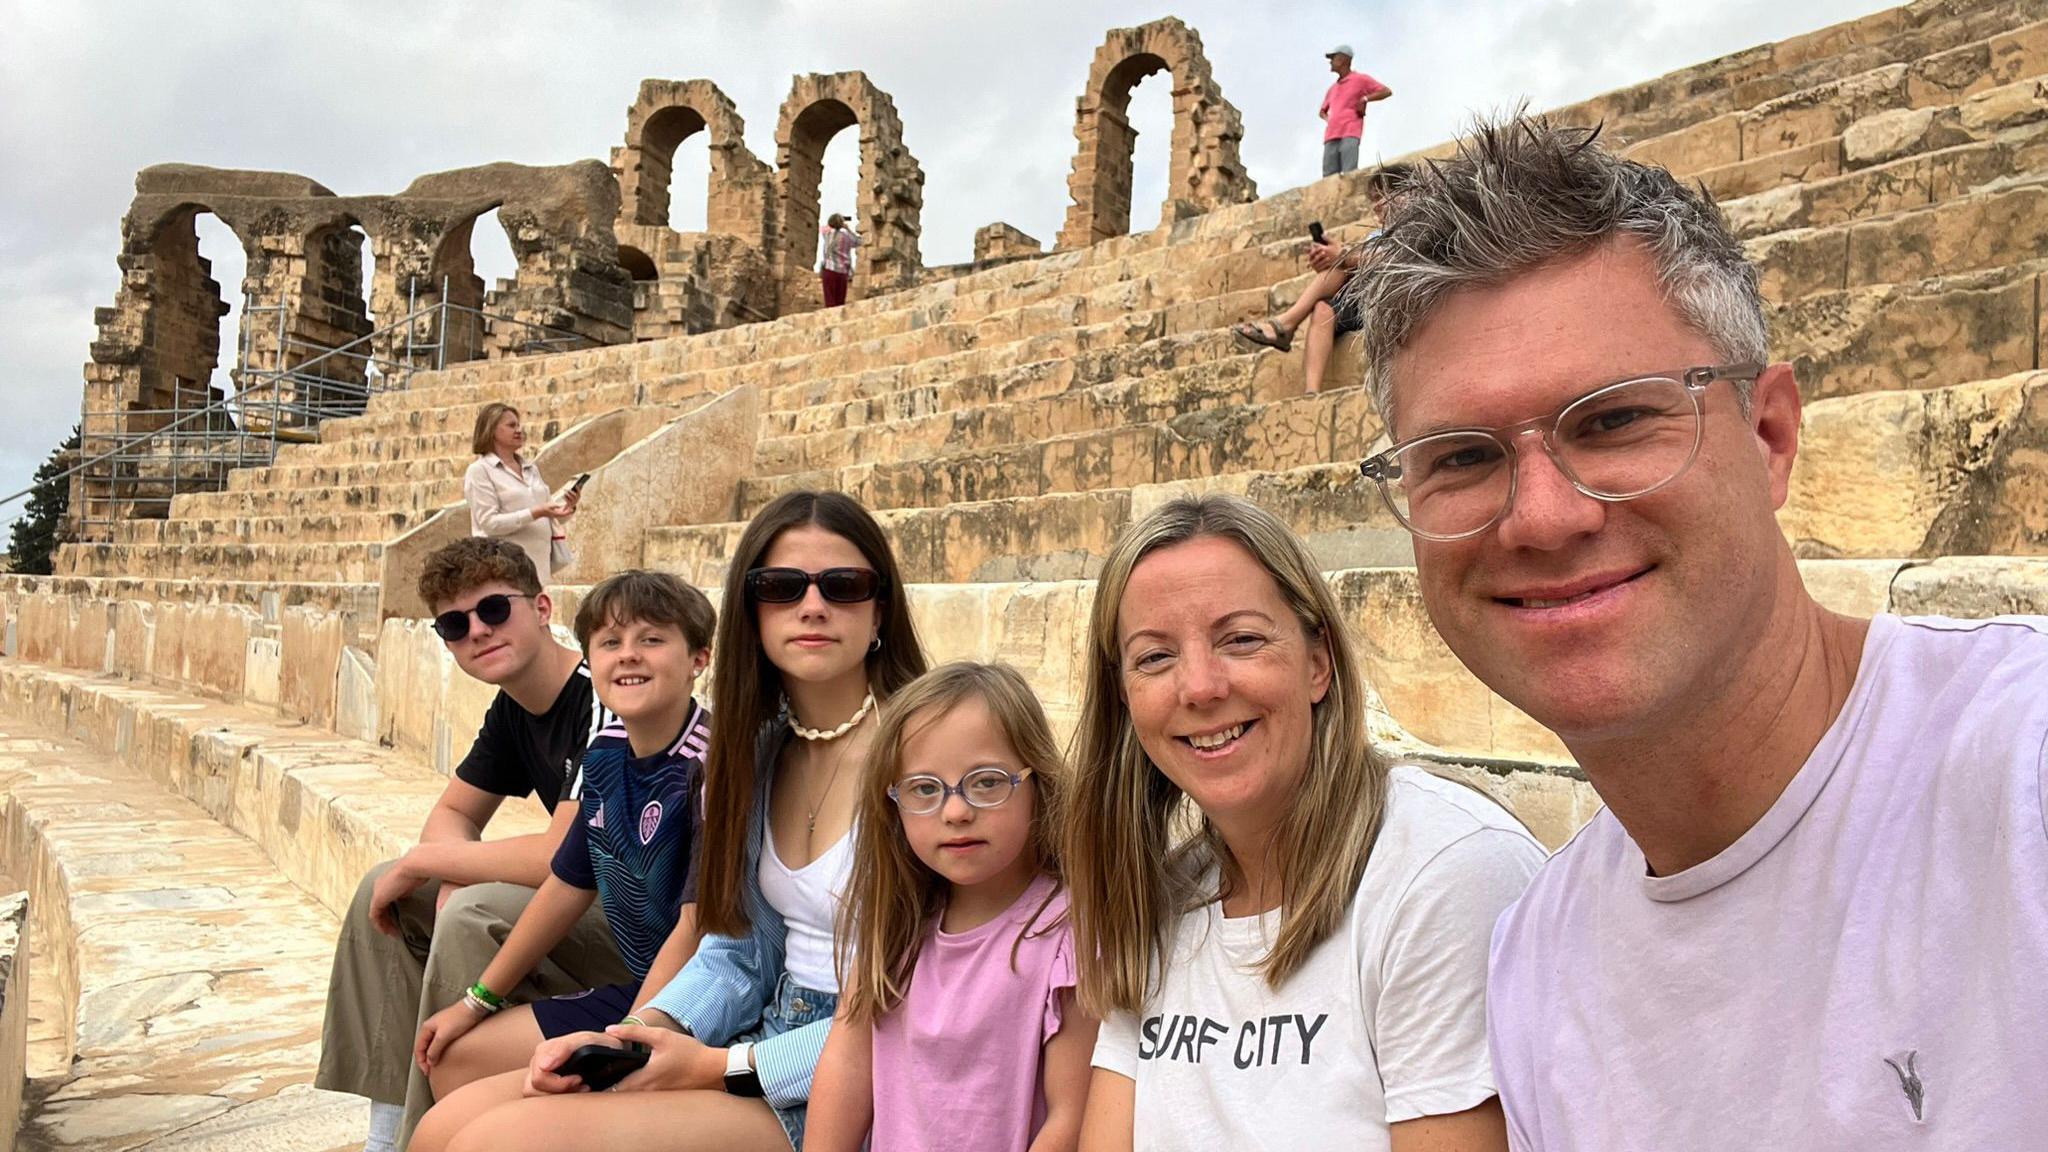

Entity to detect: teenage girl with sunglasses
[426,490,928,1152]
[806,662,1098,1152]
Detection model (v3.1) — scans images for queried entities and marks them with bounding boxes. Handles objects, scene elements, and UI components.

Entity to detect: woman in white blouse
[462,403,576,583]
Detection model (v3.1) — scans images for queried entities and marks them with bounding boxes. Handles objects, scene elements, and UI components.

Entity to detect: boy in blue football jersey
[411,570,715,1120]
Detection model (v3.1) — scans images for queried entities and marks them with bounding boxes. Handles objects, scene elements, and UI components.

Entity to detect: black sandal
[1232,319,1294,352]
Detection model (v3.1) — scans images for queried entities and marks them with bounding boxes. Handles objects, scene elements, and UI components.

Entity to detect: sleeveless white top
[759,825,855,992]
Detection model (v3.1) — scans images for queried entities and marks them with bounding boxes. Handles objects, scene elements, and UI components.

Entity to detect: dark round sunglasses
[432,593,531,642]
[745,566,882,605]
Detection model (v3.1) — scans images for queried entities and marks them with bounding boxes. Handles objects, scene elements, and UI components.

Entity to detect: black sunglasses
[745,566,883,605]
[432,593,532,642]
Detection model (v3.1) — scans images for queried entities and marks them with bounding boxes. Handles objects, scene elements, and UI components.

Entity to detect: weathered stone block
[1780,372,2047,558]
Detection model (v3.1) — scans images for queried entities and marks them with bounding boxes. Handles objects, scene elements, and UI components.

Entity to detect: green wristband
[468,981,505,1009]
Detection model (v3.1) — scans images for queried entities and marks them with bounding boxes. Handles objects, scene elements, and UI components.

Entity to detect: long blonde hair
[471,402,518,457]
[836,661,1069,1024]
[1064,494,1390,1016]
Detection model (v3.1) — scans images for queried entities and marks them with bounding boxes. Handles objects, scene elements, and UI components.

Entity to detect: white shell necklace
[789,688,876,742]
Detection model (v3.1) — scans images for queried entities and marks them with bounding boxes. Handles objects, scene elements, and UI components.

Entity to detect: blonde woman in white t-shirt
[463,403,576,584]
[1064,493,1543,1152]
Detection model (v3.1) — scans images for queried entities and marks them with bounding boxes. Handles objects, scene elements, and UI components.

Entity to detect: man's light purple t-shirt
[870,873,1076,1152]
[1321,72,1382,142]
[1487,614,2048,1151]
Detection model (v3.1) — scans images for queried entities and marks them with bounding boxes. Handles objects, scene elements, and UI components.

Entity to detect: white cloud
[0,0,1893,514]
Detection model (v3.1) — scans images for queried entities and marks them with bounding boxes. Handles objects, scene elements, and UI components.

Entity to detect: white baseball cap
[1326,44,1355,58]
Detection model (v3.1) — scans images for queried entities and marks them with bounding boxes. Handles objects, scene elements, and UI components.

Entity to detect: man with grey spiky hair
[1347,112,2048,1149]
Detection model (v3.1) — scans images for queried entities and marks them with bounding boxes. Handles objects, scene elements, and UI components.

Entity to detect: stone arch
[617,244,659,281]
[425,202,502,365]
[614,79,772,246]
[285,218,377,413]
[123,202,245,426]
[774,71,923,312]
[1057,17,1256,249]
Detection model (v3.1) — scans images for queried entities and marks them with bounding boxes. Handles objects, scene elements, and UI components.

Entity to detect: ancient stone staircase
[8,0,2048,1143]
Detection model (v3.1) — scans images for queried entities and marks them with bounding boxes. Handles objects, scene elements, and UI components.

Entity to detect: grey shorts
[1323,135,1361,177]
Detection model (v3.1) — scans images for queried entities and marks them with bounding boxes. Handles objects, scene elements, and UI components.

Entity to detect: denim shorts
[732,973,838,1149]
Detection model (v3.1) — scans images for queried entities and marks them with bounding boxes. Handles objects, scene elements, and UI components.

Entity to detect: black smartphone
[1308,221,1327,245]
[567,472,592,495]
[558,1041,649,1091]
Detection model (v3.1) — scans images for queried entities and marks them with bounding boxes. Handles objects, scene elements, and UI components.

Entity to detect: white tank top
[759,824,855,992]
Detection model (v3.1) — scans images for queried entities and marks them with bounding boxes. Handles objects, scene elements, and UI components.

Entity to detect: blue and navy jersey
[550,699,711,981]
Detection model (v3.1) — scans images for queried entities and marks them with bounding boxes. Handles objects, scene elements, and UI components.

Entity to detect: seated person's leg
[401,887,631,1145]
[445,1091,789,1152]
[428,1003,545,1099]
[317,859,442,1107]
[411,1068,528,1152]
[1304,300,1338,394]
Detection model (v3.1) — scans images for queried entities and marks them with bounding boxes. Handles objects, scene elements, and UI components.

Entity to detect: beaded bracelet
[462,990,501,1016]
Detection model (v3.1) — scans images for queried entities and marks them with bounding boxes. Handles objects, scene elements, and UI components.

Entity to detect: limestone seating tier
[0,575,378,632]
[1723,108,2048,237]
[1637,19,2048,196]
[63,539,387,584]
[0,729,362,1150]
[171,476,458,521]
[1550,0,2048,147]
[736,386,1382,522]
[648,371,2048,588]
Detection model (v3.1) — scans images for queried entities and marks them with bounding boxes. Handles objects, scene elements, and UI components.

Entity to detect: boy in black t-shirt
[316,538,631,1152]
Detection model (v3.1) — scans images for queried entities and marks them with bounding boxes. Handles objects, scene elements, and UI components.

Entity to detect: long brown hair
[1064,493,1390,1015]
[836,662,1068,1024]
[694,490,928,936]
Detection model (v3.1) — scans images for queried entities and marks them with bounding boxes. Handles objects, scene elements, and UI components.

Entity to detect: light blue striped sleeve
[643,929,767,1045]
[753,1016,832,1110]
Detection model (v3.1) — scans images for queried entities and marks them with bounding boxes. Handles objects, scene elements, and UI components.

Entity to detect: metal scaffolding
[35,283,604,539]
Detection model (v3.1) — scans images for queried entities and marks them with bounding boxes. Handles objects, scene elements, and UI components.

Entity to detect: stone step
[111,508,431,549]
[0,718,361,1150]
[659,370,2048,588]
[1586,0,2048,152]
[647,462,1404,588]
[738,386,1381,519]
[227,452,465,494]
[170,476,457,521]
[2,574,380,631]
[1724,95,2048,239]
[752,347,1331,476]
[397,177,1368,397]
[58,539,384,584]
[1639,18,2048,188]
[1749,171,2048,299]
[760,327,1249,440]
[1772,258,2047,401]
[319,377,642,443]
[1783,368,2048,557]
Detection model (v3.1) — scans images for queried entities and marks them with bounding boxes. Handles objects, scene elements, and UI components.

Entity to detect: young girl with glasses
[805,662,1098,1152]
[421,490,927,1152]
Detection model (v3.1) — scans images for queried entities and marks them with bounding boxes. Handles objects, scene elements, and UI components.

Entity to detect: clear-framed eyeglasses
[888,766,1033,816]
[1357,363,1763,542]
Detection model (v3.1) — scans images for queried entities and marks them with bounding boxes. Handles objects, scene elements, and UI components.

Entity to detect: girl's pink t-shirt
[870,873,1076,1152]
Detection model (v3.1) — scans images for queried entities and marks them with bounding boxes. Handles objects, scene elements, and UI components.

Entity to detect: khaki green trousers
[314,858,630,1148]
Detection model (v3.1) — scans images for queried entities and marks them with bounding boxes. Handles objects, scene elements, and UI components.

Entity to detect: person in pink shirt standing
[1320,44,1391,177]
[806,661,1097,1152]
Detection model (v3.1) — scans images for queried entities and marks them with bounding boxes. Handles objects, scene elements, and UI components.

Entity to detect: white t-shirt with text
[1093,766,1545,1150]
[1488,614,2048,1151]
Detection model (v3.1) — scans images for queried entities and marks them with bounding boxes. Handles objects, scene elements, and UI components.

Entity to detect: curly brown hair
[416,537,542,611]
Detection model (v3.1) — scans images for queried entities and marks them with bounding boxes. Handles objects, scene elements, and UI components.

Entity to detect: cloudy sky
[0,0,1891,522]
